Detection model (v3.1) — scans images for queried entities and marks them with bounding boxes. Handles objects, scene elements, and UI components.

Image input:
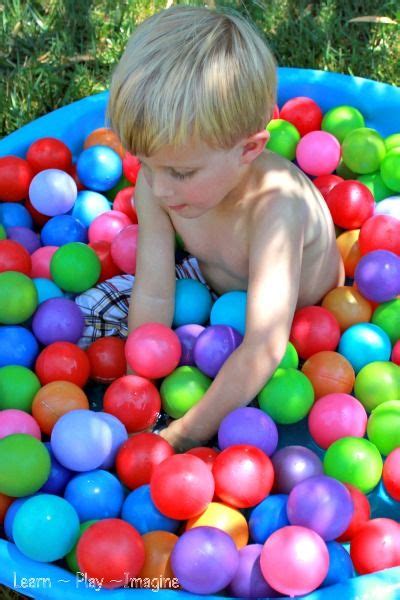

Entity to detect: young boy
[76,5,344,451]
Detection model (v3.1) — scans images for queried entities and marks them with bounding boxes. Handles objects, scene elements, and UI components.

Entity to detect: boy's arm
[161,196,306,449]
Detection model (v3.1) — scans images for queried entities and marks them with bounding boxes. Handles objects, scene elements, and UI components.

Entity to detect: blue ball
[338,322,391,373]
[40,215,87,246]
[77,146,122,192]
[40,442,73,495]
[4,497,31,542]
[122,484,181,535]
[249,494,289,543]
[72,190,111,227]
[0,202,33,229]
[64,469,125,521]
[173,279,213,327]
[0,326,39,368]
[32,278,64,304]
[321,541,355,587]
[210,291,247,335]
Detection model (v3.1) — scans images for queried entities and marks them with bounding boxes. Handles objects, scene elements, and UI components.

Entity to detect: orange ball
[301,351,355,399]
[84,127,125,159]
[0,493,14,524]
[185,502,249,549]
[322,286,373,332]
[139,531,178,587]
[336,229,361,278]
[32,381,89,435]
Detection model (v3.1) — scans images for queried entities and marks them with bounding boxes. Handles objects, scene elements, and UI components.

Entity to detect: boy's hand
[159,418,203,452]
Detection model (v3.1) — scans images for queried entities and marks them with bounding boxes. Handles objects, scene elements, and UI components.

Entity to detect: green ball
[358,172,393,202]
[175,233,185,251]
[277,342,299,370]
[385,133,400,152]
[335,160,357,180]
[321,105,365,144]
[0,271,38,324]
[266,119,300,160]
[323,436,382,494]
[380,148,400,193]
[50,242,101,293]
[257,367,314,424]
[372,299,400,344]
[160,366,212,419]
[367,400,400,456]
[66,520,98,573]
[354,361,400,412]
[0,224,6,240]
[0,434,51,497]
[342,128,386,174]
[106,175,131,201]
[0,365,41,412]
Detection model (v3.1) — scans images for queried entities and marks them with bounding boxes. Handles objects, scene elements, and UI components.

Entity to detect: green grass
[0,1,399,136]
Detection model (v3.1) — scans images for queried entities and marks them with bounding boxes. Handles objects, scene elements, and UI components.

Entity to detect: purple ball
[227,544,280,598]
[29,169,77,217]
[32,297,84,345]
[218,407,278,456]
[97,412,128,469]
[287,475,354,541]
[174,324,205,366]
[272,445,323,494]
[171,526,239,594]
[6,227,41,254]
[354,249,400,303]
[193,325,243,377]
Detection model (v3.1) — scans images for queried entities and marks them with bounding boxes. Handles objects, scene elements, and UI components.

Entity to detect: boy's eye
[170,169,194,180]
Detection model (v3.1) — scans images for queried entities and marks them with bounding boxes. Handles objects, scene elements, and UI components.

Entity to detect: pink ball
[392,340,400,366]
[296,131,341,176]
[0,409,41,440]
[88,210,132,244]
[30,246,58,279]
[125,323,182,379]
[260,525,329,597]
[110,224,138,274]
[308,392,367,449]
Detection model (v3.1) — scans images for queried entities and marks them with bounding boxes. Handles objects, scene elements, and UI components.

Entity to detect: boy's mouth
[168,204,187,211]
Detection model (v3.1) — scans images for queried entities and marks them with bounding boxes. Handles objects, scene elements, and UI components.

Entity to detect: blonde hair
[107,5,276,156]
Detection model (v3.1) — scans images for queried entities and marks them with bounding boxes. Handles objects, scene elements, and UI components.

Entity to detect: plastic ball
[359,214,400,255]
[301,351,355,398]
[278,341,299,369]
[381,148,400,192]
[0,494,14,526]
[383,448,400,501]
[358,172,392,202]
[336,483,371,542]
[0,156,33,201]
[0,325,39,368]
[123,152,141,183]
[321,105,365,143]
[385,134,400,152]
[258,367,315,424]
[313,173,343,199]
[110,224,138,274]
[86,336,126,383]
[40,214,87,246]
[372,298,400,344]
[139,530,178,586]
[0,201,33,229]
[26,137,72,173]
[4,497,30,542]
[227,543,280,599]
[338,323,391,373]
[88,240,121,281]
[271,445,323,494]
[171,526,239,595]
[322,286,372,332]
[308,392,367,449]
[354,249,400,303]
[172,279,213,327]
[249,493,290,543]
[40,442,73,495]
[210,290,247,335]
[0,434,50,496]
[296,130,341,176]
[96,412,128,470]
[193,325,243,378]
[88,209,132,244]
[354,361,400,412]
[375,195,400,220]
[186,446,219,469]
[32,297,84,345]
[367,400,400,456]
[0,408,40,441]
[35,341,90,387]
[218,406,278,456]
[113,187,137,222]
[325,180,375,229]
[0,239,31,275]
[125,323,181,379]
[0,271,38,325]
[186,501,248,549]
[323,436,383,494]
[336,229,362,278]
[30,245,57,278]
[50,242,101,293]
[6,226,41,254]
[0,365,40,412]
[266,119,300,160]
[160,366,212,419]
[103,375,160,433]
[65,520,98,573]
[279,96,323,136]
[174,324,205,366]
[77,519,145,589]
[122,484,180,535]
[84,127,125,158]
[29,169,77,216]
[32,381,89,435]
[350,518,400,574]
[106,175,131,201]
[392,340,400,365]
[151,454,214,520]
[65,469,124,521]
[342,128,386,174]
[71,190,111,227]
[290,305,341,359]
[77,146,123,192]
[322,541,355,588]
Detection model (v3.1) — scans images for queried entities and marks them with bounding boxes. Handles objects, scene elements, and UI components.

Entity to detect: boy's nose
[152,173,174,199]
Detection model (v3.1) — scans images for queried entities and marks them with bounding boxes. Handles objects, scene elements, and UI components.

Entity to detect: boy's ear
[239,130,270,164]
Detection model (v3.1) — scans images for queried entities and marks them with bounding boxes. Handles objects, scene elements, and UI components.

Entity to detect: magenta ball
[29,169,77,216]
[227,544,280,598]
[272,445,323,494]
[296,131,341,176]
[32,297,84,345]
[354,249,400,303]
[30,246,58,279]
[193,325,243,378]
[0,409,41,440]
[218,407,278,456]
[260,525,329,596]
[88,210,132,244]
[174,324,205,366]
[110,224,138,274]
[6,227,41,254]
[125,322,181,379]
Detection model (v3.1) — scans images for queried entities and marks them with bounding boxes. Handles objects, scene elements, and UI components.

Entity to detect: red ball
[212,444,274,508]
[123,153,141,184]
[0,156,33,202]
[151,454,215,520]
[272,105,280,120]
[383,448,400,501]
[116,432,175,490]
[125,323,181,379]
[35,341,90,387]
[187,446,220,470]
[325,180,374,229]
[68,163,86,191]
[77,519,145,589]
[110,224,139,274]
[289,306,341,359]
[350,518,400,575]
[391,341,400,366]
[113,187,138,223]
[279,96,323,137]
[0,240,31,275]
[88,210,132,244]
[86,336,126,383]
[88,240,121,282]
[104,375,161,433]
[313,174,343,200]
[26,137,72,174]
[336,484,371,542]
[359,214,400,256]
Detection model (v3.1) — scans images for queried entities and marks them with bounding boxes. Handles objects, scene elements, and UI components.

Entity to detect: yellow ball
[185,501,249,549]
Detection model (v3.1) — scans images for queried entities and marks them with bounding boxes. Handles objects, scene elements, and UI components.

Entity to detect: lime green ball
[323,436,382,493]
[342,128,386,174]
[358,172,393,202]
[66,520,98,573]
[161,366,212,419]
[0,224,6,240]
[367,400,400,456]
[372,299,400,344]
[354,361,400,412]
[0,434,51,497]
[385,133,400,152]
[266,119,300,160]
[380,148,400,192]
[335,160,357,180]
[321,105,365,143]
[0,271,38,324]
[175,233,185,251]
[277,342,299,370]
[257,368,314,424]
[50,242,101,293]
[106,175,131,201]
[0,365,41,412]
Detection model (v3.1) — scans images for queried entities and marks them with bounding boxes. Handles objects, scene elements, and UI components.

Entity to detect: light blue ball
[77,146,123,192]
[64,469,125,521]
[12,494,80,562]
[40,215,88,246]
[173,279,213,327]
[122,484,180,535]
[338,322,391,373]
[321,541,355,588]
[72,190,111,227]
[0,326,39,368]
[0,202,33,229]
[249,494,290,543]
[32,278,64,304]
[210,291,247,336]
